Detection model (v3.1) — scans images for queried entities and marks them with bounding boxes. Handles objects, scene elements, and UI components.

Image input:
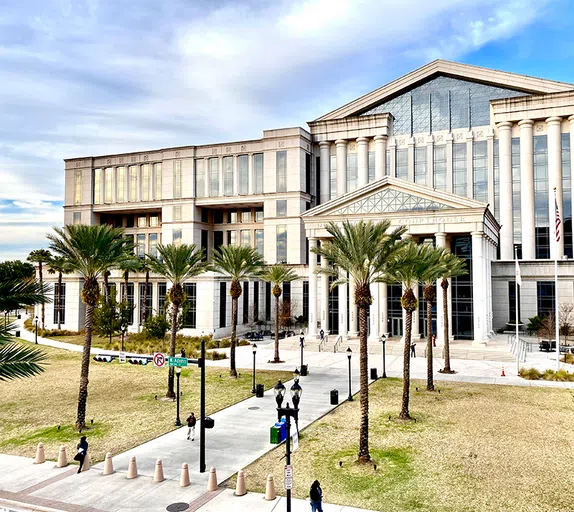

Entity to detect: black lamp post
[274,380,286,421]
[175,366,182,426]
[346,347,353,401]
[290,377,302,435]
[34,315,39,344]
[299,331,305,375]
[381,334,387,378]
[251,343,257,393]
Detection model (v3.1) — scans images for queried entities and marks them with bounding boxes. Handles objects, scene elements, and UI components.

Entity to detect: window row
[94,164,162,204]
[197,207,264,224]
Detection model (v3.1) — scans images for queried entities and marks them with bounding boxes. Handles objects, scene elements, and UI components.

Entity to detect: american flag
[555,197,562,243]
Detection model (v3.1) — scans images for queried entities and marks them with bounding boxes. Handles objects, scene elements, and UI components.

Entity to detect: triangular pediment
[314,60,574,122]
[302,177,487,218]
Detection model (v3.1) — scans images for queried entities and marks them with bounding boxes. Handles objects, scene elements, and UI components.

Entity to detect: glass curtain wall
[433,145,447,190]
[562,134,572,257]
[238,155,249,195]
[253,154,264,194]
[511,139,521,247]
[414,147,427,185]
[534,136,549,259]
[473,141,488,202]
[452,143,467,196]
[451,236,473,339]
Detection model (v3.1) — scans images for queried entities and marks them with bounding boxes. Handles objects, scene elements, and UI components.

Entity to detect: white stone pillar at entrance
[338,269,348,339]
[547,116,564,259]
[357,137,369,188]
[407,138,415,183]
[374,135,387,179]
[487,129,495,208]
[388,139,397,178]
[519,120,535,260]
[498,122,514,260]
[319,142,331,204]
[335,140,348,197]
[379,282,388,336]
[308,237,318,337]
[369,282,380,341]
[471,231,487,344]
[348,279,358,336]
[320,249,329,333]
[435,232,447,344]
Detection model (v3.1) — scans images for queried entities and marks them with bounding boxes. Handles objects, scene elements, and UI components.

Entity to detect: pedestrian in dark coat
[74,436,88,473]
[309,480,323,512]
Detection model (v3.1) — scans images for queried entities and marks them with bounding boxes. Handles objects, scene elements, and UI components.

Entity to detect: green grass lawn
[0,343,291,463]
[238,378,574,512]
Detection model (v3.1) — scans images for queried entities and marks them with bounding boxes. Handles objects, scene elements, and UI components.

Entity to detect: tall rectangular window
[154,163,162,200]
[116,167,126,203]
[473,141,488,203]
[385,150,390,176]
[276,151,287,192]
[346,153,357,192]
[92,168,102,204]
[253,153,264,194]
[173,160,182,199]
[183,283,197,328]
[149,233,158,258]
[195,159,206,198]
[121,282,134,325]
[368,152,375,182]
[141,164,150,201]
[305,152,311,194]
[223,156,234,196]
[303,280,309,321]
[104,167,113,203]
[494,140,500,220]
[136,234,145,259]
[534,135,549,259]
[452,143,467,196]
[53,282,66,325]
[73,212,81,225]
[150,215,158,227]
[255,229,264,256]
[173,229,182,246]
[265,282,271,321]
[219,282,226,328]
[537,281,555,317]
[74,170,82,205]
[238,155,248,195]
[508,281,521,324]
[227,230,237,246]
[276,200,287,217]
[253,281,259,322]
[512,138,521,245]
[201,230,208,261]
[433,145,447,190]
[396,149,408,180]
[414,147,427,185]
[139,283,153,323]
[255,208,264,222]
[562,133,572,258]
[241,230,251,247]
[330,155,337,198]
[209,158,219,196]
[128,166,138,202]
[214,231,224,252]
[243,282,249,324]
[173,205,182,222]
[158,282,167,313]
[276,225,287,263]
[242,209,251,222]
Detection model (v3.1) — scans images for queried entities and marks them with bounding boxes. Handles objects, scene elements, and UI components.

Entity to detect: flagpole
[554,187,560,371]
[515,246,520,375]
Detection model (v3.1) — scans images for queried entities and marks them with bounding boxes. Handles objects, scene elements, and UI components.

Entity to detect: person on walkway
[186,412,196,441]
[181,347,186,358]
[319,329,324,342]
[411,342,416,358]
[74,436,88,473]
[309,480,323,512]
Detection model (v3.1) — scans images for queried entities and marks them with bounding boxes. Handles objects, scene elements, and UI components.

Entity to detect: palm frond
[384,242,438,290]
[0,326,47,381]
[146,244,208,286]
[210,245,264,281]
[259,265,299,286]
[0,278,51,311]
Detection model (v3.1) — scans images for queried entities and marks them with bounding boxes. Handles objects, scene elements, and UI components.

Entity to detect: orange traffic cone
[501,366,506,377]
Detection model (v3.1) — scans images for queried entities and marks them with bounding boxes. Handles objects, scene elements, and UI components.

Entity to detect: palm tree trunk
[57,272,62,330]
[426,290,434,391]
[167,303,178,398]
[103,272,110,299]
[230,295,238,377]
[358,304,370,462]
[123,272,129,302]
[76,302,94,430]
[442,279,453,373]
[39,261,45,329]
[400,309,412,420]
[273,295,280,363]
[143,271,149,324]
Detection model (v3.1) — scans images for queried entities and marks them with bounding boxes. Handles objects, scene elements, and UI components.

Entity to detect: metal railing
[508,333,528,362]
[318,334,328,352]
[333,335,343,353]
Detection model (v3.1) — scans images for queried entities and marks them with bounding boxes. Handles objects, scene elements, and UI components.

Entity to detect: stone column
[446,133,454,193]
[407,137,415,182]
[348,279,358,336]
[319,142,331,204]
[379,282,388,336]
[426,136,434,188]
[248,153,254,195]
[338,268,348,339]
[388,139,396,178]
[547,116,564,259]
[357,137,369,188]
[320,248,329,333]
[471,231,487,344]
[435,232,447,344]
[466,131,474,198]
[374,135,387,179]
[498,122,514,260]
[369,282,380,341]
[487,129,495,209]
[308,237,318,337]
[335,140,347,197]
[519,120,535,260]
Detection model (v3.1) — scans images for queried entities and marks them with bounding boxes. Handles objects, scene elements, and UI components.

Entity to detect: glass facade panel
[183,283,197,328]
[276,225,287,263]
[562,134,572,258]
[255,229,264,256]
[173,160,182,199]
[494,140,500,220]
[534,135,549,259]
[512,138,521,244]
[173,229,182,246]
[219,282,226,328]
[452,143,467,196]
[120,282,134,325]
[136,234,145,258]
[508,281,521,324]
[154,163,162,200]
[276,151,287,192]
[433,145,447,190]
[158,282,167,313]
[223,156,234,196]
[385,150,390,176]
[396,149,408,180]
[241,230,251,247]
[537,282,555,317]
[238,155,249,195]
[74,170,82,205]
[128,166,138,201]
[149,233,158,258]
[227,230,237,246]
[116,167,125,203]
[368,151,375,182]
[253,153,264,194]
[414,147,427,185]
[53,282,66,325]
[195,159,205,198]
[255,208,264,222]
[94,168,102,204]
[242,209,251,223]
[104,167,113,203]
[141,164,150,201]
[139,283,153,323]
[473,140,488,202]
[451,236,473,339]
[276,200,287,217]
[347,152,357,191]
[209,158,219,196]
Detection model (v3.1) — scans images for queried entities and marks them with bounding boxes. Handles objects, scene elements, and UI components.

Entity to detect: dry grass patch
[239,378,574,512]
[0,343,291,464]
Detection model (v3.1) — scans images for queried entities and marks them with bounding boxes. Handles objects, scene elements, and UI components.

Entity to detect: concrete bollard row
[265,474,276,500]
[207,467,218,491]
[102,452,115,475]
[235,469,246,496]
[56,445,68,468]
[153,458,165,483]
[127,456,138,479]
[180,463,190,487]
[34,443,45,464]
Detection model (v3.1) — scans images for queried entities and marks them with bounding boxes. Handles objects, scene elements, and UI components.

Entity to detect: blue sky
[1,0,573,261]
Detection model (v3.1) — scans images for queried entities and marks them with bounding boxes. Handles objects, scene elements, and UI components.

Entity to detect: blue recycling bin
[278,418,287,442]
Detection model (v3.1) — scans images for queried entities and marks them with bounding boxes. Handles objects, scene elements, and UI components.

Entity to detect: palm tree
[27,249,51,329]
[439,252,468,374]
[138,257,152,325]
[313,220,406,463]
[0,277,49,381]
[260,265,299,364]
[385,242,438,420]
[47,255,70,330]
[147,244,208,397]
[48,224,130,430]
[210,245,264,377]
[419,247,450,391]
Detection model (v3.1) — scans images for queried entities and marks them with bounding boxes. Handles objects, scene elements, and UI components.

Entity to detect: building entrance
[391,317,403,337]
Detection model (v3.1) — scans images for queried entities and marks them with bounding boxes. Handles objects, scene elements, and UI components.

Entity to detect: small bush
[521,367,574,382]
[527,315,545,332]
[23,318,80,337]
[142,314,170,339]
[519,368,542,380]
[208,350,227,360]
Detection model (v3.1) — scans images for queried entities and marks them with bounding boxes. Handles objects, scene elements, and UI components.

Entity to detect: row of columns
[498,115,574,260]
[318,135,388,204]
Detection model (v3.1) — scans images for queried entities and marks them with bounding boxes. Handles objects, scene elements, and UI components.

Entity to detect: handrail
[318,335,326,352]
[333,335,343,353]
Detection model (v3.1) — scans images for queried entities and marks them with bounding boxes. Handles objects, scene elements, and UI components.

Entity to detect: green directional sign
[168,356,188,367]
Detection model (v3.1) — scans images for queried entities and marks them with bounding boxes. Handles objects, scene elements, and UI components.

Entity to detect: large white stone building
[46,60,574,344]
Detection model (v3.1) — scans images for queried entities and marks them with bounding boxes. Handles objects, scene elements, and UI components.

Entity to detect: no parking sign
[153,352,166,368]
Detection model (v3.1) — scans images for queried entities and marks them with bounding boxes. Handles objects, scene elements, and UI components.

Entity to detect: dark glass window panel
[534,136,549,258]
[508,281,521,324]
[139,283,153,323]
[219,282,226,328]
[303,280,309,321]
[158,283,167,313]
[562,134,572,257]
[328,275,339,334]
[53,282,66,325]
[451,236,473,340]
[537,282,555,318]
[120,282,135,325]
[473,140,488,203]
[243,282,249,324]
[183,283,197,328]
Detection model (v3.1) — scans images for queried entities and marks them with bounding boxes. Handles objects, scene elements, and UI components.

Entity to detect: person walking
[319,329,324,342]
[309,480,323,512]
[181,347,186,358]
[411,342,417,358]
[186,412,196,441]
[74,436,88,473]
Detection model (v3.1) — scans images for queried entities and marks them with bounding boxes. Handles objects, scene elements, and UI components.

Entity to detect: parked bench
[539,340,556,352]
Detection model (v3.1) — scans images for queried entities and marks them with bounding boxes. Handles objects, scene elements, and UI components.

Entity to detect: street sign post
[119,352,126,364]
[284,464,293,490]
[153,353,166,368]
[168,356,188,367]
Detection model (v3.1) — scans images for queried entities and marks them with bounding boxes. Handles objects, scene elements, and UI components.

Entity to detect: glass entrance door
[391,317,403,337]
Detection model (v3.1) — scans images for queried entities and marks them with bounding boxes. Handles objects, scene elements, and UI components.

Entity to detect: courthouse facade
[49,60,574,344]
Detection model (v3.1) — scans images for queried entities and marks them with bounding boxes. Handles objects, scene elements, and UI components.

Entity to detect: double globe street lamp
[381,334,387,378]
[251,343,257,394]
[34,315,39,344]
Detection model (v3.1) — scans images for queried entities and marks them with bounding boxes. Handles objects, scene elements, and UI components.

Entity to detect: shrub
[142,313,170,339]
[208,350,227,360]
[23,318,80,337]
[527,315,545,333]
[519,367,542,380]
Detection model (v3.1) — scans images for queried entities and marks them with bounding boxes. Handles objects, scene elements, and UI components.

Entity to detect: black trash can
[256,383,264,398]
[204,417,215,429]
[370,368,378,380]
[330,389,339,405]
[15,330,21,337]
[300,364,308,376]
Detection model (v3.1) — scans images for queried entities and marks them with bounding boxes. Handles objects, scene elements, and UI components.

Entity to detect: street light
[290,378,302,434]
[346,347,353,401]
[299,331,307,376]
[274,380,286,420]
[381,334,387,378]
[175,366,182,426]
[251,343,257,394]
[34,316,39,344]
